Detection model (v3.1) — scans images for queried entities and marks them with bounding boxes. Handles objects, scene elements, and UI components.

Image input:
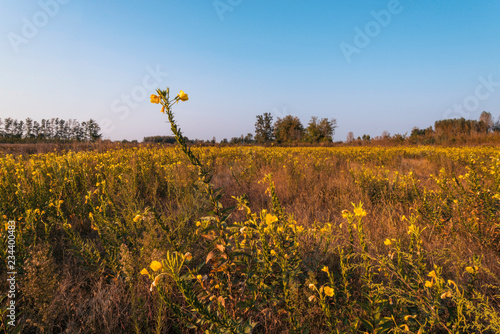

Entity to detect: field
[1,140,500,333]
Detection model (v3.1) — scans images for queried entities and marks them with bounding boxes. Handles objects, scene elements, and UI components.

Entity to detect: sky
[1,0,500,142]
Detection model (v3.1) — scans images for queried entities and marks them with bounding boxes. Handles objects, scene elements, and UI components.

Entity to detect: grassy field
[1,141,500,333]
[0,89,499,334]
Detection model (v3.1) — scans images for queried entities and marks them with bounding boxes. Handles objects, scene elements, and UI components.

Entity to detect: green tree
[85,119,102,142]
[305,116,337,143]
[254,112,274,143]
[273,115,304,143]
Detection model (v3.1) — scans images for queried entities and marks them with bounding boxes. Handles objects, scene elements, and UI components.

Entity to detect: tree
[479,111,493,132]
[24,117,34,139]
[274,115,304,143]
[254,112,274,143]
[493,116,500,132]
[346,132,354,143]
[244,133,254,143]
[85,119,102,142]
[33,120,40,139]
[305,117,337,143]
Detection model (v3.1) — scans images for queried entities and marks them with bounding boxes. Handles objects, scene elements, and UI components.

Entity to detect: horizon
[1,1,499,142]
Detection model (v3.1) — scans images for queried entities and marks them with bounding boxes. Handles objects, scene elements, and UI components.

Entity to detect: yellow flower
[177,90,189,101]
[321,266,329,273]
[407,224,416,234]
[196,274,203,281]
[265,213,278,225]
[353,207,366,217]
[427,270,437,279]
[465,266,478,274]
[440,291,452,299]
[184,252,192,261]
[150,94,161,104]
[308,295,316,302]
[308,283,316,290]
[150,260,162,272]
[384,239,392,246]
[270,249,276,256]
[296,225,304,233]
[341,210,350,219]
[424,280,434,288]
[140,268,149,275]
[133,214,142,223]
[324,286,334,297]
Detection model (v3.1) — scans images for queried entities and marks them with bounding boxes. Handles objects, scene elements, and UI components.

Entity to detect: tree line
[345,111,500,146]
[145,113,337,145]
[0,117,102,143]
[253,113,337,144]
[408,111,499,144]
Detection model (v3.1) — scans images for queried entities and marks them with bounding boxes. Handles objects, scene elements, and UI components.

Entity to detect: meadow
[1,91,500,333]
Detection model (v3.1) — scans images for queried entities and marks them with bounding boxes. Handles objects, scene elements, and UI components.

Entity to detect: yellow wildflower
[465,266,478,274]
[441,291,452,299]
[177,90,189,101]
[425,280,434,288]
[184,252,192,261]
[407,224,416,234]
[308,283,316,290]
[133,214,142,223]
[384,239,392,246]
[353,207,367,217]
[321,266,329,273]
[341,210,350,219]
[265,213,278,225]
[324,286,334,297]
[150,260,162,272]
[150,94,161,104]
[196,275,203,281]
[427,270,437,279]
[308,295,316,302]
[140,268,149,275]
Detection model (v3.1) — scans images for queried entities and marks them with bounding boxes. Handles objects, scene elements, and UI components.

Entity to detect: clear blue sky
[1,0,500,141]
